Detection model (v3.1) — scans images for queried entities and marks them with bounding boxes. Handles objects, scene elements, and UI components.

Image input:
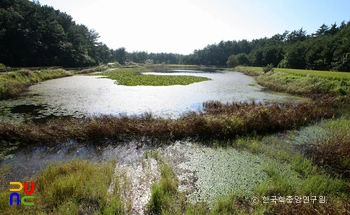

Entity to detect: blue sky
[36,0,349,54]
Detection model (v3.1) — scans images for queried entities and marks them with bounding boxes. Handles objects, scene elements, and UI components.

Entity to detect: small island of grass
[99,68,211,86]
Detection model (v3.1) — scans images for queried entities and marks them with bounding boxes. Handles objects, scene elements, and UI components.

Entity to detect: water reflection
[165,69,220,73]
[0,70,305,122]
[1,140,146,183]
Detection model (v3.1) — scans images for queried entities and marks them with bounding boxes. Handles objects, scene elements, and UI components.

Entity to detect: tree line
[0,0,113,67]
[0,0,184,67]
[1,0,349,72]
[116,48,184,64]
[182,22,350,72]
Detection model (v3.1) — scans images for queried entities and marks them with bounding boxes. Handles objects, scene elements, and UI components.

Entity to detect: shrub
[236,53,250,66]
[262,63,274,74]
[226,54,239,68]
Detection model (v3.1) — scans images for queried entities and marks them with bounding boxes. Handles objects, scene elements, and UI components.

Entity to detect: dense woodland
[183,23,350,72]
[0,0,113,67]
[1,0,350,71]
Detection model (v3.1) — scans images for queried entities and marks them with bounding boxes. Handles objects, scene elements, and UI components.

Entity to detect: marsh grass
[98,68,210,86]
[0,69,70,100]
[0,97,340,155]
[144,116,350,214]
[146,164,180,214]
[234,66,261,76]
[234,119,350,193]
[0,160,127,214]
[145,144,349,214]
[0,99,336,154]
[299,119,350,179]
[257,72,350,96]
[146,162,210,215]
[279,68,350,80]
[235,66,350,96]
[255,164,349,214]
[144,64,201,70]
[209,194,248,215]
[236,66,350,80]
[256,163,348,197]
[212,120,350,214]
[1,121,349,214]
[71,65,109,74]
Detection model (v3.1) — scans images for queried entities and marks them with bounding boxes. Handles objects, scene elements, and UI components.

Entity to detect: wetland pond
[0,69,305,122]
[0,69,307,207]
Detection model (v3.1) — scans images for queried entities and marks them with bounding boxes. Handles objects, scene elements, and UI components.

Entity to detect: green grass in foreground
[0,120,349,214]
[99,68,211,86]
[235,66,350,96]
[0,160,127,215]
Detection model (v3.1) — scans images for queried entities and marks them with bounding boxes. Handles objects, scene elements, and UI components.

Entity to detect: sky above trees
[34,0,350,54]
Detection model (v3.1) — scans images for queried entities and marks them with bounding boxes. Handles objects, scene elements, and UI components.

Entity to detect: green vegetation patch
[0,69,70,100]
[236,66,350,95]
[0,160,127,214]
[298,119,350,179]
[99,68,211,86]
[177,145,270,203]
[149,117,350,214]
[147,132,349,214]
[257,71,350,95]
[237,66,350,80]
[1,118,349,214]
[146,164,184,214]
[279,68,350,80]
[71,65,109,75]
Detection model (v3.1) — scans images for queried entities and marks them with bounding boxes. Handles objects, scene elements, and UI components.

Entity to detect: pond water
[0,70,305,122]
[0,140,147,183]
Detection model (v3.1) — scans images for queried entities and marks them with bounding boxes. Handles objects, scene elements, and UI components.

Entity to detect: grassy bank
[0,69,71,100]
[0,160,128,214]
[235,66,350,96]
[66,65,111,75]
[98,68,211,86]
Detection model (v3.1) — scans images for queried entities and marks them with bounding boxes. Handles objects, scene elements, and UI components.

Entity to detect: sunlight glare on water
[27,71,302,118]
[0,70,305,121]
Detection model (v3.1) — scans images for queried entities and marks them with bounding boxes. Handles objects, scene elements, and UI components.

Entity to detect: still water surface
[0,70,305,121]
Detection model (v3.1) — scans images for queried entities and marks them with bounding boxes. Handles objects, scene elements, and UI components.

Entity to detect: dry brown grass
[301,122,350,180]
[0,97,341,149]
